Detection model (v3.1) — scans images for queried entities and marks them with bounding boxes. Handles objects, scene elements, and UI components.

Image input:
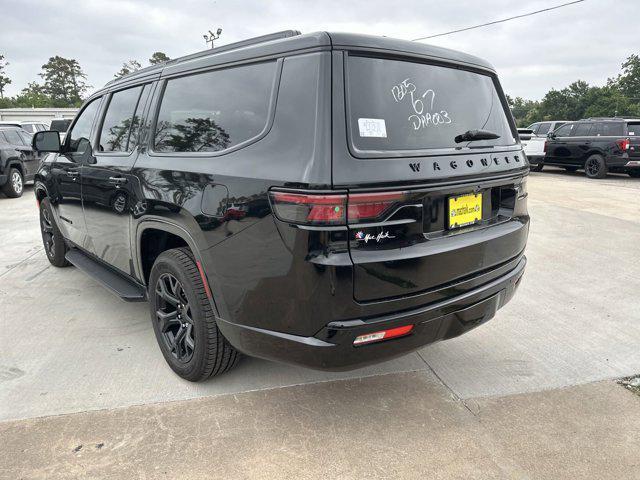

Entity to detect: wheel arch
[135,220,223,318]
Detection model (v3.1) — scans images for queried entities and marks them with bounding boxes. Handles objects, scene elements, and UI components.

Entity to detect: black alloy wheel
[41,207,56,258]
[39,197,70,267]
[155,272,196,363]
[585,154,607,179]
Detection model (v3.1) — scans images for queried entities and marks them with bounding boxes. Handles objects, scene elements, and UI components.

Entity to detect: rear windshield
[347,56,516,153]
[627,123,640,136]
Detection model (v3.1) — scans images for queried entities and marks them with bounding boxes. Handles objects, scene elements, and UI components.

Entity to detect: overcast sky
[0,0,637,100]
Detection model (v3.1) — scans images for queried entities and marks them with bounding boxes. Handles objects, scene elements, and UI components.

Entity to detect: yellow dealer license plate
[448,193,482,229]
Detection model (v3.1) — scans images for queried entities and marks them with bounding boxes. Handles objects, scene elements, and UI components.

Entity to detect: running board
[65,249,147,302]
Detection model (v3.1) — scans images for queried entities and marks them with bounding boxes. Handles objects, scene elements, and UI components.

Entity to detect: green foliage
[0,54,11,99]
[114,60,142,78]
[12,82,52,108]
[39,56,90,107]
[149,52,170,65]
[510,54,640,126]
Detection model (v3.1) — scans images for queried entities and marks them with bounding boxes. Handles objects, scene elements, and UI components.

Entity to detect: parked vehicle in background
[31,31,529,381]
[527,120,568,137]
[49,118,73,142]
[518,128,546,171]
[0,121,49,134]
[0,126,40,197]
[543,117,640,178]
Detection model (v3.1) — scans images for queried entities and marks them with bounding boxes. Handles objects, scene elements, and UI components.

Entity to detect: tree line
[0,50,637,121]
[0,52,170,109]
[508,53,639,126]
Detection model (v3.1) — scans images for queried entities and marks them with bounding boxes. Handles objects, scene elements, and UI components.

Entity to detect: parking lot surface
[1,168,639,478]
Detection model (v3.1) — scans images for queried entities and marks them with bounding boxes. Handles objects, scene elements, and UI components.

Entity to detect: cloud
[0,0,637,99]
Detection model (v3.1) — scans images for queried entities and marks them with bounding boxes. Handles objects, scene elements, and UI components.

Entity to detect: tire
[584,154,607,179]
[530,163,544,172]
[628,170,640,178]
[2,168,24,198]
[149,247,240,381]
[39,197,70,267]
[563,166,579,172]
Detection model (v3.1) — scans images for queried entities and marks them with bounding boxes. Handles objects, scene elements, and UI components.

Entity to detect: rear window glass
[153,61,276,153]
[347,56,516,153]
[627,123,640,136]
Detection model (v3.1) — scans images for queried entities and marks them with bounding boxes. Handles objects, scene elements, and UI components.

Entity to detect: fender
[135,218,225,319]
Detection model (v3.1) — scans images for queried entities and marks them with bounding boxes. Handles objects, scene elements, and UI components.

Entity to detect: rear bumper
[527,156,544,164]
[217,256,526,371]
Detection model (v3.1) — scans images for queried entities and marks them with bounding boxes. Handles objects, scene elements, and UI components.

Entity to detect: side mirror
[547,132,556,139]
[33,130,62,153]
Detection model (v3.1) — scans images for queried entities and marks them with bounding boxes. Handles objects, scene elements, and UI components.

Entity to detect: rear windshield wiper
[454,129,501,143]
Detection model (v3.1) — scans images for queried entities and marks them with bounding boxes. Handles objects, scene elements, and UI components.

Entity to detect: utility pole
[204,28,222,48]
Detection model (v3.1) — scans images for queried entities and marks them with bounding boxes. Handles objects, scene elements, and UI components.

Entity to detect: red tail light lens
[616,138,630,151]
[269,191,347,225]
[347,191,407,223]
[543,141,547,153]
[269,190,407,226]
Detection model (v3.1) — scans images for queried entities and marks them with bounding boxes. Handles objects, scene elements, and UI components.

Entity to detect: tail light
[616,138,630,151]
[269,190,408,226]
[543,141,547,153]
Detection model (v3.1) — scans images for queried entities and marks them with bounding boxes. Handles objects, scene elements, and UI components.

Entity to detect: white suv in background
[527,120,568,137]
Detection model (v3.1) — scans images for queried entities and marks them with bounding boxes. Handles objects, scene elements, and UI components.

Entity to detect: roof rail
[166,30,302,66]
[106,30,301,87]
[580,117,625,121]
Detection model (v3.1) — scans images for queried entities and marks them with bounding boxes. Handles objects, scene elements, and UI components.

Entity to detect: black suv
[32,31,529,381]
[536,118,640,179]
[0,126,40,197]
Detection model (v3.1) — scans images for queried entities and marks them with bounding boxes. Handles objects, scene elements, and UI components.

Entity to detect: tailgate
[348,177,529,302]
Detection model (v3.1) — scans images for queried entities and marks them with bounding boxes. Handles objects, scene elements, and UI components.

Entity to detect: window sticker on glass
[358,118,387,138]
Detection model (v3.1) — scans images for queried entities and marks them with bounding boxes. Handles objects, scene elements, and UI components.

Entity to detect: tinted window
[98,85,144,152]
[0,132,7,143]
[17,131,32,145]
[537,123,551,135]
[347,56,516,152]
[597,122,624,136]
[572,123,593,136]
[527,123,539,134]
[552,122,566,131]
[3,129,23,145]
[554,123,573,137]
[67,99,101,154]
[627,122,640,136]
[50,119,72,133]
[22,124,35,133]
[154,61,277,153]
[36,124,46,132]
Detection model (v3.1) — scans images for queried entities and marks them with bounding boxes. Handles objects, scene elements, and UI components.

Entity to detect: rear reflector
[269,190,407,226]
[353,324,414,346]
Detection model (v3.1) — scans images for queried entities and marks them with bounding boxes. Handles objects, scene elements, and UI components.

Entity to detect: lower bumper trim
[216,256,526,371]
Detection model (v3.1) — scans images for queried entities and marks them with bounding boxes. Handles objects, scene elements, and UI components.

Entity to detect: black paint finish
[34,31,529,371]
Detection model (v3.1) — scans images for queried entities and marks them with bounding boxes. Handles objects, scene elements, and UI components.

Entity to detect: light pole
[204,28,222,48]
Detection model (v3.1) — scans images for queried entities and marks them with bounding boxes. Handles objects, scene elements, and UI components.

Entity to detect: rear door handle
[108,176,128,185]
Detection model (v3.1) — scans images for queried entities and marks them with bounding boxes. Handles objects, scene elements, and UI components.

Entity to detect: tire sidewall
[149,252,210,380]
[4,168,24,197]
[39,198,69,267]
[585,155,607,179]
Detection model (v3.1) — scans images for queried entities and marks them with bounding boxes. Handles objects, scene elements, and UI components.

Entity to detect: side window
[3,129,23,145]
[67,98,102,154]
[554,123,573,137]
[553,122,565,130]
[528,123,539,134]
[627,123,640,136]
[0,132,6,143]
[17,131,33,145]
[572,123,593,136]
[97,85,145,153]
[153,61,277,153]
[22,124,35,133]
[537,123,551,135]
[598,122,624,136]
